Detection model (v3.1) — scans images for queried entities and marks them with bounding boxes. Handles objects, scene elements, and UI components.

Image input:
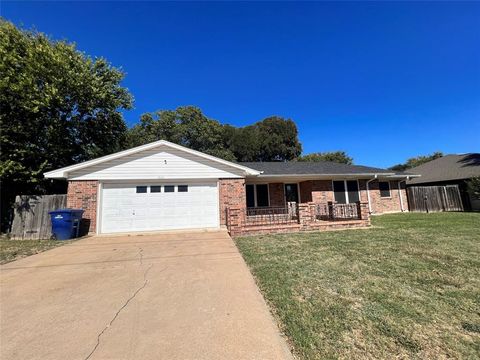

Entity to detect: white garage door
[100,182,219,234]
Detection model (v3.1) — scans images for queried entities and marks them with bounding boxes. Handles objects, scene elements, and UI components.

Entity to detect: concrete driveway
[0,230,292,360]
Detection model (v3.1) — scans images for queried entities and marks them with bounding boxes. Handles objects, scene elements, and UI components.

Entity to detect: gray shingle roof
[407,153,480,185]
[239,161,398,176]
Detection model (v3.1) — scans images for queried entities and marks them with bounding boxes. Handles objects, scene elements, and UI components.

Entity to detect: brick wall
[67,180,98,233]
[219,178,246,226]
[311,180,335,203]
[368,180,407,214]
[268,183,285,207]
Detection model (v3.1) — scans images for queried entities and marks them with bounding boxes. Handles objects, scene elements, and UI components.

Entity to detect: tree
[466,177,480,199]
[0,19,133,230]
[127,111,302,162]
[296,151,353,164]
[126,106,236,161]
[389,152,443,171]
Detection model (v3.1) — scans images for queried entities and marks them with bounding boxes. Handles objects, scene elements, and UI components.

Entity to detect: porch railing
[245,205,298,226]
[314,203,359,221]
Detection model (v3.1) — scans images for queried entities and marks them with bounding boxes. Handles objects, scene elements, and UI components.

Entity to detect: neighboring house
[406,153,480,211]
[44,140,415,236]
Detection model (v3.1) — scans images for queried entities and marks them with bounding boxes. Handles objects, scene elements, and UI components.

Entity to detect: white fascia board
[44,140,261,179]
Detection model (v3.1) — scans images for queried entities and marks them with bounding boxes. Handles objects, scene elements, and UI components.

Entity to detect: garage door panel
[100,182,219,233]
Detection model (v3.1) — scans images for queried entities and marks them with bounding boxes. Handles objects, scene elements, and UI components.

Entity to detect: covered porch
[226,179,374,236]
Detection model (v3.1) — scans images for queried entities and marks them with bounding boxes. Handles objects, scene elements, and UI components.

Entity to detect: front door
[284,183,299,203]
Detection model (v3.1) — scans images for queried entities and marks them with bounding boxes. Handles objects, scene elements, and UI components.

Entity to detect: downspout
[398,176,410,212]
[366,175,377,214]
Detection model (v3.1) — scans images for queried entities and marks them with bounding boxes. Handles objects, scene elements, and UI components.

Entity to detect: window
[150,186,161,193]
[284,184,299,203]
[333,180,360,204]
[136,186,147,193]
[164,185,175,193]
[379,181,391,198]
[333,181,347,204]
[245,184,270,207]
[256,184,269,207]
[178,185,188,192]
[246,185,255,208]
[347,180,360,203]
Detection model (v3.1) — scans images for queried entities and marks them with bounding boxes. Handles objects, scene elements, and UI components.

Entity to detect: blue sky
[2,1,479,168]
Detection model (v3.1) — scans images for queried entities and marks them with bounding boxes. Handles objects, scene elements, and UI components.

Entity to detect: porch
[226,201,370,236]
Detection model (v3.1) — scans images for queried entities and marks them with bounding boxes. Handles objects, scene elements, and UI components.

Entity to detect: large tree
[225,116,302,162]
[127,110,302,162]
[389,152,443,172]
[296,151,353,164]
[0,20,132,230]
[126,106,236,161]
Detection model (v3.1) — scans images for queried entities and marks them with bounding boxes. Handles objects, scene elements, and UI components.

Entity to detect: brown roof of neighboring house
[407,153,480,185]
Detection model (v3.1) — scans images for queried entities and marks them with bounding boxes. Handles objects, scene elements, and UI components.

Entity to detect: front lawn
[0,238,70,264]
[235,213,480,359]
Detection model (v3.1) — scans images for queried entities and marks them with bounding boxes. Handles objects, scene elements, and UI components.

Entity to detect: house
[44,140,416,236]
[406,153,480,212]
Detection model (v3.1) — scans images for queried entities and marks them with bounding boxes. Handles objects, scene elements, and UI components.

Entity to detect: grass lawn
[235,213,480,359]
[0,238,71,264]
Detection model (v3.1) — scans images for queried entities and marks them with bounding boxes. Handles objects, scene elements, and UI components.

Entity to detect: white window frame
[247,184,270,207]
[378,181,391,198]
[332,180,360,204]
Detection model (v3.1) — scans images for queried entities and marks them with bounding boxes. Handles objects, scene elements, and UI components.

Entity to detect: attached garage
[44,140,259,234]
[100,181,219,233]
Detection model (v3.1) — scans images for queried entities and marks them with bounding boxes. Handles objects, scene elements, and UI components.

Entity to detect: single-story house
[406,153,480,211]
[44,140,417,236]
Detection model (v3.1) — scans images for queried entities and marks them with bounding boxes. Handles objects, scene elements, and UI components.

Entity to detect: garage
[44,140,260,234]
[100,181,219,234]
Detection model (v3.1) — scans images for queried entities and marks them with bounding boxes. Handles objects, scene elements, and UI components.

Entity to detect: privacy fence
[10,195,67,240]
[407,185,463,212]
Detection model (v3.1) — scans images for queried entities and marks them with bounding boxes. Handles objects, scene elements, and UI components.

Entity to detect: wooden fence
[10,195,67,240]
[407,185,463,212]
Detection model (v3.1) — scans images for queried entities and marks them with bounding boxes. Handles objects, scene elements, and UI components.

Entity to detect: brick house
[45,140,417,236]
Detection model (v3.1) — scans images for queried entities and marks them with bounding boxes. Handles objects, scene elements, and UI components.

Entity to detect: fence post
[357,201,370,225]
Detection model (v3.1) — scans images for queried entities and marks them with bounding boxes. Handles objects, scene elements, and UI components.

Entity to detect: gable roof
[406,153,480,185]
[240,161,411,177]
[44,140,261,179]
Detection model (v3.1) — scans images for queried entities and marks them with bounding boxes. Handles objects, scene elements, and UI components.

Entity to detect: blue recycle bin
[49,209,84,240]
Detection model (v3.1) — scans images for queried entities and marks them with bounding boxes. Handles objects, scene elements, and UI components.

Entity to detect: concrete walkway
[0,230,292,360]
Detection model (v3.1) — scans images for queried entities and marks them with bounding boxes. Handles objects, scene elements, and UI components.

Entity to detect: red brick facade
[67,180,98,233]
[367,180,407,214]
[263,179,406,215]
[219,178,246,226]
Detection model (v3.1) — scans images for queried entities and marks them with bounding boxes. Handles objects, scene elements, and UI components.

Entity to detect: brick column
[357,201,371,225]
[298,202,314,229]
[67,180,98,233]
[226,206,245,236]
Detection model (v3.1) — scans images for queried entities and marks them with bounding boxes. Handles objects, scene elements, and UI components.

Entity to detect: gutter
[366,175,377,214]
[398,176,410,212]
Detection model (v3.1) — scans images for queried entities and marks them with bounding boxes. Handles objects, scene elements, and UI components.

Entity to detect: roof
[240,161,409,177]
[407,153,480,185]
[44,140,261,179]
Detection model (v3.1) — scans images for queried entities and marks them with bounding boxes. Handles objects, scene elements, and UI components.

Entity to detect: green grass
[0,238,71,264]
[235,213,480,359]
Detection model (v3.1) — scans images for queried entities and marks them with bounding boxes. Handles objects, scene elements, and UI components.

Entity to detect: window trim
[177,185,188,192]
[379,181,391,198]
[246,184,270,208]
[332,180,360,204]
[136,186,147,194]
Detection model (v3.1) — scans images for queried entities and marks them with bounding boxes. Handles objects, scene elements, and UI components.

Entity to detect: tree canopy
[389,152,443,172]
[127,109,302,162]
[0,19,133,229]
[296,151,353,164]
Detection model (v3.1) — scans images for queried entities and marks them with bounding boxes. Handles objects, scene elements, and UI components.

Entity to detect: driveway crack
[84,263,158,360]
